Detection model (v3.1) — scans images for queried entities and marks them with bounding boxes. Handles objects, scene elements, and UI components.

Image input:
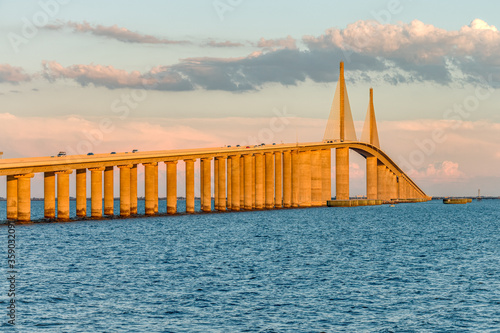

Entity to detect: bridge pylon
[323,61,357,143]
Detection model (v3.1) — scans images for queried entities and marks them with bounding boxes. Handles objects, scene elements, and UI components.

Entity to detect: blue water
[0,200,499,332]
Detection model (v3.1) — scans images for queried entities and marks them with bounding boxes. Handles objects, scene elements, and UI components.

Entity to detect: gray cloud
[42,19,500,91]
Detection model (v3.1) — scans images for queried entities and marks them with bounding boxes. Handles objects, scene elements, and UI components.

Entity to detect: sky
[0,0,499,197]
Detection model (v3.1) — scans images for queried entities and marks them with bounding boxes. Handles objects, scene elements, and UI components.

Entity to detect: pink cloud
[408,161,465,183]
[303,19,500,66]
[46,21,188,45]
[42,61,192,90]
[0,64,31,83]
[257,35,297,50]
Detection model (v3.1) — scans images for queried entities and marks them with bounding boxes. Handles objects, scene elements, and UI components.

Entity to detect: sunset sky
[0,0,499,197]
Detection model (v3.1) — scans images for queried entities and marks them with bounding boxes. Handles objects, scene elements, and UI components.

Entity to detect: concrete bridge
[0,62,429,222]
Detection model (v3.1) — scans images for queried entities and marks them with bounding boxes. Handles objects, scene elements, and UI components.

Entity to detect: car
[272,143,276,145]
[110,152,116,154]
[87,152,94,156]
[57,151,66,157]
[246,146,250,148]
[236,145,240,147]
[260,143,265,146]
[227,145,232,148]
[132,149,138,153]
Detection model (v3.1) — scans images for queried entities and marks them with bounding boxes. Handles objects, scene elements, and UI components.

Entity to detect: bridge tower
[361,88,380,199]
[323,62,356,200]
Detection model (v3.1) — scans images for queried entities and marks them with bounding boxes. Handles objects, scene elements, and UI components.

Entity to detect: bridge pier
[229,155,240,211]
[214,159,219,210]
[366,156,377,200]
[321,149,331,204]
[56,170,72,220]
[154,164,159,213]
[144,163,157,215]
[166,161,177,214]
[311,150,322,206]
[104,166,114,216]
[76,169,87,217]
[44,172,56,219]
[255,153,264,209]
[16,173,34,222]
[244,154,253,210]
[336,147,349,200]
[299,150,312,207]
[275,152,282,208]
[240,156,244,208]
[265,152,274,209]
[90,167,104,218]
[217,157,227,211]
[291,150,300,207]
[202,157,212,212]
[6,175,18,220]
[283,150,292,208]
[130,165,138,215]
[118,165,132,217]
[185,159,195,213]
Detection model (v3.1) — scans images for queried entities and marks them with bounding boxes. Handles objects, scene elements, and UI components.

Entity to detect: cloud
[205,40,245,48]
[42,61,193,91]
[46,21,188,45]
[257,35,297,50]
[0,64,31,84]
[408,161,466,182]
[37,19,500,91]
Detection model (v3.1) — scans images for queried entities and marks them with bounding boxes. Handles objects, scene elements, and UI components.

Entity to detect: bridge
[0,62,429,222]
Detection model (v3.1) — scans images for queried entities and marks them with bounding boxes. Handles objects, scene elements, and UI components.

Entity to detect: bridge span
[0,62,430,222]
[0,140,429,222]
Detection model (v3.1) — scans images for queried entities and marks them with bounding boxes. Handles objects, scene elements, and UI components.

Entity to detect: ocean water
[0,200,499,332]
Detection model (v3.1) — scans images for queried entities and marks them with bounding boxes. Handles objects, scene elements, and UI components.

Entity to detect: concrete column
[291,150,300,207]
[185,160,195,213]
[243,154,253,210]
[214,158,219,210]
[299,150,312,207]
[385,168,392,201]
[154,164,158,213]
[230,155,240,211]
[202,158,212,212]
[366,156,378,200]
[240,156,245,207]
[44,172,56,219]
[89,167,104,218]
[118,165,132,217]
[252,155,256,209]
[283,151,292,208]
[311,150,322,206]
[130,165,138,214]
[144,163,157,215]
[16,174,34,222]
[6,176,18,220]
[265,152,274,209]
[321,149,332,204]
[391,173,398,200]
[255,153,264,209]
[200,159,204,208]
[377,163,387,201]
[166,161,178,214]
[76,169,87,217]
[217,157,226,211]
[104,166,114,215]
[336,147,349,200]
[226,158,231,209]
[56,170,72,220]
[275,152,282,208]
